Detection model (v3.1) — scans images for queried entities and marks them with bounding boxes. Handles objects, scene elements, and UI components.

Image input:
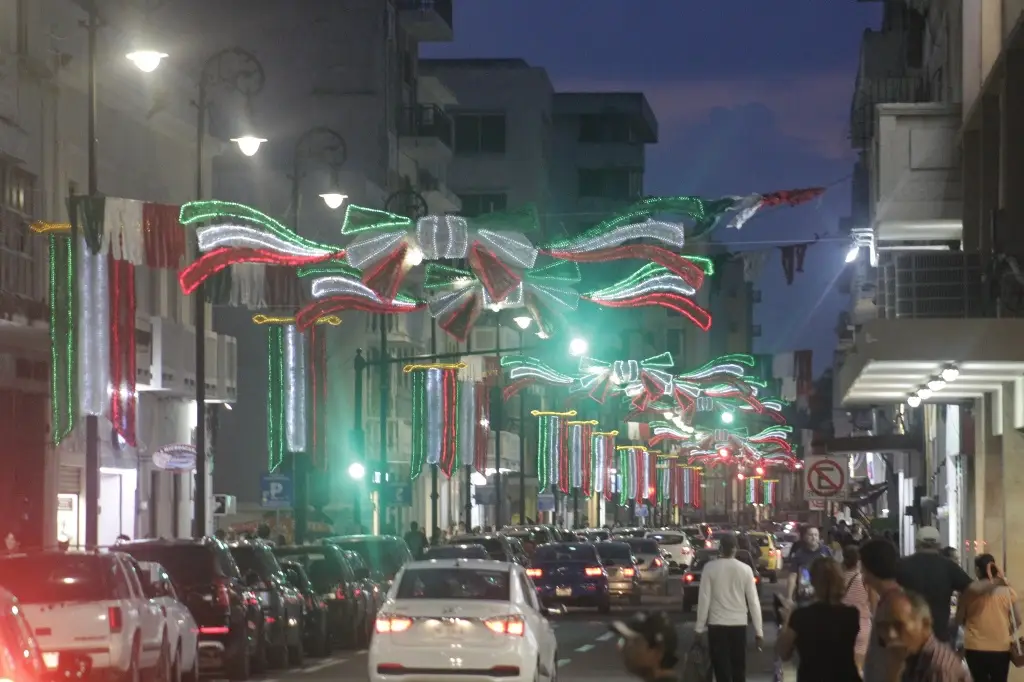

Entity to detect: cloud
[555,69,858,161]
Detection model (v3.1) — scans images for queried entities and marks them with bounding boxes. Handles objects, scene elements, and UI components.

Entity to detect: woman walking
[957,553,1018,682]
[777,556,862,682]
[840,545,874,673]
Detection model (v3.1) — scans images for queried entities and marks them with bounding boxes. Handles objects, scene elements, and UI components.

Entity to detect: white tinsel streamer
[77,237,110,417]
[569,424,584,489]
[310,276,420,310]
[101,198,145,265]
[416,215,469,260]
[554,219,686,254]
[475,230,539,269]
[425,369,443,465]
[283,326,307,452]
[592,272,697,303]
[457,380,477,467]
[507,364,574,387]
[197,224,334,258]
[229,263,267,308]
[345,231,407,269]
[640,450,650,499]
[549,417,562,489]
[725,195,765,230]
[593,437,606,495]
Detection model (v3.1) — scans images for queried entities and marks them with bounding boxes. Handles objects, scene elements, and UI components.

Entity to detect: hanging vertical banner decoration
[567,420,597,495]
[616,445,646,503]
[458,380,491,475]
[49,236,75,445]
[679,466,702,508]
[283,326,308,453]
[535,410,576,493]
[657,460,671,504]
[473,385,490,474]
[109,255,138,446]
[763,479,778,506]
[309,326,329,470]
[591,430,617,501]
[266,327,286,472]
[409,363,464,480]
[745,476,763,504]
[76,236,110,417]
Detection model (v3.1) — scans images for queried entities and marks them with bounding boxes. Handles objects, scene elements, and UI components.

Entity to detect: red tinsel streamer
[759,187,826,208]
[558,421,570,495]
[310,327,329,471]
[580,426,593,497]
[599,435,615,502]
[142,203,186,268]
[473,385,490,474]
[469,242,521,302]
[363,242,409,301]
[693,469,702,509]
[295,296,424,331]
[439,369,459,477]
[587,292,712,331]
[179,247,343,295]
[646,453,657,503]
[546,245,706,289]
[109,255,137,446]
[502,376,534,401]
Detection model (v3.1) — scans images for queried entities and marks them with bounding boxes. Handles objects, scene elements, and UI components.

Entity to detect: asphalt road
[215,578,787,682]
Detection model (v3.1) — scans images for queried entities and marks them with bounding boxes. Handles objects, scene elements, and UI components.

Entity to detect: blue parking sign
[260,473,292,509]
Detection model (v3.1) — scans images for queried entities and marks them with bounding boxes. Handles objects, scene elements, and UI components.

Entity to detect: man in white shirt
[695,533,764,682]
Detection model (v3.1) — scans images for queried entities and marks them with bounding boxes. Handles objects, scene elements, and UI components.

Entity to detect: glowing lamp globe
[127,51,168,73]
[320,193,348,210]
[513,316,532,330]
[231,136,267,157]
[755,466,765,476]
[347,462,365,480]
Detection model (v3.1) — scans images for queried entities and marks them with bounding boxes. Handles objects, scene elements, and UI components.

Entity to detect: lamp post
[288,126,346,544]
[191,47,266,537]
[513,316,530,524]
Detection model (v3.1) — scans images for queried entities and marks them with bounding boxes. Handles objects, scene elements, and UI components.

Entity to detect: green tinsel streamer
[49,235,75,444]
[68,195,106,255]
[267,327,285,472]
[537,415,551,493]
[410,369,427,480]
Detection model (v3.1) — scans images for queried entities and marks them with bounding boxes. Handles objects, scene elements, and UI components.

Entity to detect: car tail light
[354,588,363,597]
[754,576,761,584]
[683,574,694,583]
[705,540,713,548]
[485,616,525,636]
[108,606,123,634]
[334,588,346,600]
[375,615,413,634]
[526,568,542,578]
[199,626,230,635]
[584,567,603,577]
[215,582,231,609]
[651,558,663,568]
[621,568,636,578]
[305,596,313,609]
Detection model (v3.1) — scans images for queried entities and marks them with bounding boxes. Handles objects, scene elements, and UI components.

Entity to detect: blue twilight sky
[422,0,882,375]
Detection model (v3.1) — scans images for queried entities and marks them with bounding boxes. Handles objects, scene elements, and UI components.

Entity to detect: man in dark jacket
[896,526,972,642]
[785,525,832,608]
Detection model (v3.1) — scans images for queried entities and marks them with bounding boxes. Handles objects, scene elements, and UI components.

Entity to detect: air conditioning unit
[150,317,194,397]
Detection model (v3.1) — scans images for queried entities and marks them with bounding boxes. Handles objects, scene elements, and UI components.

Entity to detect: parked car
[229,542,305,668]
[503,536,531,566]
[339,549,385,616]
[449,535,517,562]
[0,551,166,682]
[624,537,669,595]
[118,538,266,679]
[682,549,761,612]
[137,561,201,682]
[645,530,696,572]
[0,587,46,682]
[745,531,783,582]
[423,544,489,560]
[324,535,413,588]
[279,561,329,657]
[528,542,611,613]
[273,544,373,649]
[594,541,641,605]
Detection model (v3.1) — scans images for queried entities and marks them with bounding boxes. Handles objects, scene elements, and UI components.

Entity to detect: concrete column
[980,95,1000,256]
[1001,50,1024,255]
[1002,383,1024,578]
[962,129,981,252]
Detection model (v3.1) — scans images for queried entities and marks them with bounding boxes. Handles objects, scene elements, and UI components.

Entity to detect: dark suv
[324,535,413,588]
[272,545,373,649]
[229,542,304,669]
[117,538,265,680]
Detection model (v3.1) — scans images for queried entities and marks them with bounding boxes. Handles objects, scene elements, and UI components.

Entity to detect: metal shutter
[58,466,81,495]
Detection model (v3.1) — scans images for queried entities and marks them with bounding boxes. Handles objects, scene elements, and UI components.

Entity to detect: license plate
[43,652,59,669]
[555,587,572,597]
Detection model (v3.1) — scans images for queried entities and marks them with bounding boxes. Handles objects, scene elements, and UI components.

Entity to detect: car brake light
[754,576,760,584]
[375,615,413,634]
[334,588,346,600]
[199,626,230,635]
[108,606,123,634]
[651,558,663,568]
[684,574,694,583]
[584,567,603,577]
[485,616,525,636]
[526,568,542,578]
[705,541,713,548]
[621,568,635,578]
[215,582,231,609]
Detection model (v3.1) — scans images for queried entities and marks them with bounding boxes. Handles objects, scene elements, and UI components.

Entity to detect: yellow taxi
[747,531,783,582]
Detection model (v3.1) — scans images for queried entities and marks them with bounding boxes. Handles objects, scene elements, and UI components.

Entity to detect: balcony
[870,103,962,243]
[417,168,461,214]
[396,0,453,42]
[397,105,453,164]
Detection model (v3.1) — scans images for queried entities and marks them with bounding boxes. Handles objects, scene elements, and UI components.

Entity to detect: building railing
[397,104,453,148]
[396,0,453,28]
[877,251,984,319]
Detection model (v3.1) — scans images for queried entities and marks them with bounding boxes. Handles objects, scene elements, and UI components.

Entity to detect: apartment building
[836,0,1024,568]
[0,0,239,547]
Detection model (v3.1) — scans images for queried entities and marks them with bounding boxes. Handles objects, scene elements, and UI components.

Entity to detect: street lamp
[569,337,588,357]
[291,126,348,228]
[348,462,366,480]
[126,50,167,73]
[320,193,348,210]
[720,411,735,424]
[231,136,267,157]
[513,316,532,330]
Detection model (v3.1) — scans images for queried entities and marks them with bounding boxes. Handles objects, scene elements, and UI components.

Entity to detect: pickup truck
[0,551,168,682]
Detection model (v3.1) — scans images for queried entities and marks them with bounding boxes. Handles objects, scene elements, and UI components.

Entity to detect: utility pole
[83,0,100,549]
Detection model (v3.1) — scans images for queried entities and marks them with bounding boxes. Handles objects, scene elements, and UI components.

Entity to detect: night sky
[423,1,883,374]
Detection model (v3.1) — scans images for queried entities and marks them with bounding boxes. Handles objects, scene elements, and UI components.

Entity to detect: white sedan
[369,559,559,682]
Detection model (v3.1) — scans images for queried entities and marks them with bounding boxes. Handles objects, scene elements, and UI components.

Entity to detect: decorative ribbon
[500,356,575,400]
[583,264,712,330]
[109,255,138,446]
[409,363,464,479]
[591,430,617,502]
[49,236,76,444]
[283,326,308,453]
[763,479,778,506]
[76,236,110,418]
[567,420,597,495]
[576,352,690,411]
[296,272,424,331]
[310,327,328,471]
[267,327,286,472]
[535,410,575,494]
[457,380,491,475]
[616,445,647,503]
[678,466,702,508]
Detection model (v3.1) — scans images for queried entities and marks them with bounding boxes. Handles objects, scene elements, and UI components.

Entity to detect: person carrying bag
[958,554,1019,682]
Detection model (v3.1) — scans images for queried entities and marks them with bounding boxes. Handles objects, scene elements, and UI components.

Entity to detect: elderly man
[897,526,972,642]
[875,590,969,682]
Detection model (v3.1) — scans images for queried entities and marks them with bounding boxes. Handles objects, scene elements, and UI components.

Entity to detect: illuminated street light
[513,316,532,330]
[127,50,168,73]
[845,246,860,263]
[720,411,734,424]
[320,193,347,210]
[569,337,588,357]
[231,136,267,157]
[348,462,365,480]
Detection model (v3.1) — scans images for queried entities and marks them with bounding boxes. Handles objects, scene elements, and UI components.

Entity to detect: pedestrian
[776,556,861,682]
[957,553,1017,682]
[859,538,904,682]
[896,526,973,643]
[876,590,969,681]
[610,611,680,682]
[2,532,18,554]
[694,532,764,682]
[841,544,875,673]
[786,525,833,609]
[404,522,426,559]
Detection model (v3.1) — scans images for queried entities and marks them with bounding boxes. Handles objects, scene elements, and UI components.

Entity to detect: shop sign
[152,444,197,471]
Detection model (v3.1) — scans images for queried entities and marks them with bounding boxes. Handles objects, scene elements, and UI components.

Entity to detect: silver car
[594,541,641,605]
[625,537,669,595]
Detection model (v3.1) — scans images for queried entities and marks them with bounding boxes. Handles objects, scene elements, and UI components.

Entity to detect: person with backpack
[841,544,874,673]
[786,526,833,609]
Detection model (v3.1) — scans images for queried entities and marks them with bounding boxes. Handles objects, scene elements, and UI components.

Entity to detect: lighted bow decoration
[177,201,345,295]
[650,424,798,471]
[500,356,576,401]
[341,205,540,302]
[583,264,712,330]
[422,259,581,342]
[575,352,692,411]
[293,263,424,331]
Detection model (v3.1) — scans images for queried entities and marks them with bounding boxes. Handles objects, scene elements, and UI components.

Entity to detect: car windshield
[450,537,506,560]
[533,544,598,563]
[0,556,112,604]
[595,542,632,561]
[230,546,280,578]
[503,531,544,546]
[424,545,489,560]
[334,538,407,577]
[395,568,510,601]
[118,545,222,586]
[647,534,684,546]
[626,539,660,554]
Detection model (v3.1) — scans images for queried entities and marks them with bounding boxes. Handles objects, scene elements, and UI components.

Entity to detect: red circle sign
[807,459,845,497]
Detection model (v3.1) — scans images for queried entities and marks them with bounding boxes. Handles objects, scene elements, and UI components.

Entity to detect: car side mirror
[542,604,567,617]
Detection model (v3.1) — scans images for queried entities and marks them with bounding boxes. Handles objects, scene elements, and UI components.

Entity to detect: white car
[369,559,559,682]
[645,531,695,572]
[138,561,200,682]
[0,551,167,681]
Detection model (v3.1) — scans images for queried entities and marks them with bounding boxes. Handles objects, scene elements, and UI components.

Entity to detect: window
[396,568,510,601]
[7,167,35,215]
[458,193,507,217]
[578,114,633,144]
[453,113,506,154]
[577,168,642,201]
